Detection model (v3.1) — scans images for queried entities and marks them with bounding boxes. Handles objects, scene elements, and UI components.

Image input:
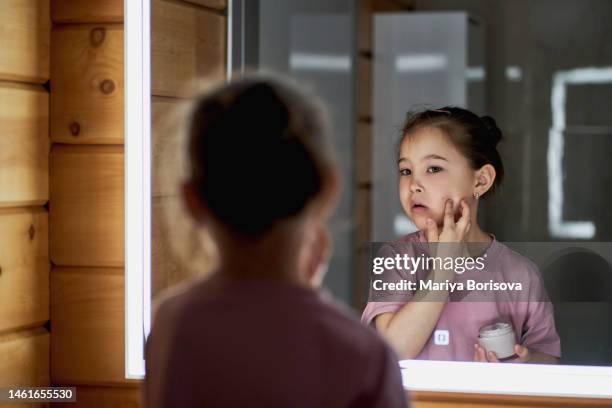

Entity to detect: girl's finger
[473,344,481,361]
[487,351,500,362]
[473,344,485,362]
[425,218,439,243]
[476,345,487,362]
[515,345,530,362]
[442,199,455,232]
[456,200,471,235]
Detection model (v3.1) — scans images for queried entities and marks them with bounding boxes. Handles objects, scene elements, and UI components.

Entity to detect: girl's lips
[412,204,428,213]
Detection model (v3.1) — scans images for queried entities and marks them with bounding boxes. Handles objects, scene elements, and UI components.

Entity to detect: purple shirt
[361,230,561,362]
[146,273,409,407]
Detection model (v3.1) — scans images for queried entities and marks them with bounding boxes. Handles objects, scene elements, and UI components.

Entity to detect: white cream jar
[478,322,516,359]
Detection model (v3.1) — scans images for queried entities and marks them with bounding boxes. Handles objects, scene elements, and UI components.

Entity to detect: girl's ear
[315,167,342,221]
[301,224,332,288]
[474,164,496,196]
[182,181,212,225]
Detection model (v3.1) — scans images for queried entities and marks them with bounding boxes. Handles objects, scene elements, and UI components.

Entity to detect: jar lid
[479,322,514,338]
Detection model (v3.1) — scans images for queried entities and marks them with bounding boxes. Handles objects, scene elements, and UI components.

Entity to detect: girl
[362,107,561,364]
[145,76,408,407]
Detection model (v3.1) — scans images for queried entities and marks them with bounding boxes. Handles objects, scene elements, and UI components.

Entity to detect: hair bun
[480,115,503,146]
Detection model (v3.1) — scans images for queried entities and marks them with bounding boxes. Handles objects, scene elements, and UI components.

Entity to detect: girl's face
[398,127,477,230]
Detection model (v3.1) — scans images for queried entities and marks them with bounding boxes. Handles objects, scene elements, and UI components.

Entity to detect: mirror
[126,0,612,399]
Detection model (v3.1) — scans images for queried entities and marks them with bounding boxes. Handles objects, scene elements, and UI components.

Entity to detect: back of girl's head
[400,106,505,197]
[187,75,334,236]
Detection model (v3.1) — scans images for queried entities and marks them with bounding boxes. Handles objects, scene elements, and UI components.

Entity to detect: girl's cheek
[398,180,412,201]
[431,195,457,225]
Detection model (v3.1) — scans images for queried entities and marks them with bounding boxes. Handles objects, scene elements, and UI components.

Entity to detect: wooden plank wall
[352,0,413,310]
[49,0,136,404]
[0,2,51,407]
[48,0,226,406]
[150,0,225,297]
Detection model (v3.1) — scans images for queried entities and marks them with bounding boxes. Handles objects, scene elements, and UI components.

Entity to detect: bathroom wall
[354,0,415,307]
[47,0,227,406]
[48,0,136,405]
[0,1,51,406]
[150,0,226,299]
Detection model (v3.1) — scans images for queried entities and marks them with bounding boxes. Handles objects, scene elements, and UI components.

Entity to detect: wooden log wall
[150,0,225,297]
[48,0,134,405]
[0,1,51,407]
[48,0,226,406]
[352,0,414,310]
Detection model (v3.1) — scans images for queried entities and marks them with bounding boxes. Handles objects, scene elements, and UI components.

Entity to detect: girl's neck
[214,221,310,286]
[465,223,493,244]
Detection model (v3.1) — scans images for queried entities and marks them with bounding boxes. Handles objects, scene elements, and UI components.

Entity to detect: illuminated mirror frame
[124,0,236,380]
[124,0,612,398]
[125,0,151,379]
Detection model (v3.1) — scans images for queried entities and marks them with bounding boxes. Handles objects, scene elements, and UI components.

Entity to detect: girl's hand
[473,344,531,363]
[425,199,471,265]
[425,199,471,244]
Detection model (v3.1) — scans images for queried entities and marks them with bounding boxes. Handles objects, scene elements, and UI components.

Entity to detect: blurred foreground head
[184,75,339,240]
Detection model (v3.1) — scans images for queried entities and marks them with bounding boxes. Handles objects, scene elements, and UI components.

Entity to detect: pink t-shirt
[361,230,561,362]
[146,273,409,407]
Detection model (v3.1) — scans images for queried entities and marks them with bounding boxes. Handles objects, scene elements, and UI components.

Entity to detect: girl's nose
[409,180,423,193]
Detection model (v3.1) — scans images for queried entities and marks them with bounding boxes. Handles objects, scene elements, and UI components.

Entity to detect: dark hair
[400,106,505,197]
[187,76,334,236]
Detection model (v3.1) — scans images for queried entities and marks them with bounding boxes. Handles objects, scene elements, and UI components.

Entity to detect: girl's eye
[399,168,411,176]
[427,166,442,173]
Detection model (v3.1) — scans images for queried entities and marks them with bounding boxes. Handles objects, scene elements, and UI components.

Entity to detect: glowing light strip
[401,360,612,398]
[289,53,351,72]
[125,0,151,379]
[465,66,485,81]
[548,67,612,238]
[505,65,522,81]
[395,54,448,73]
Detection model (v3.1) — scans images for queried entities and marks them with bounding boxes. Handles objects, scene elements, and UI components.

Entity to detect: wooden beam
[50,145,124,267]
[51,268,136,385]
[0,328,49,388]
[0,0,50,83]
[356,121,373,185]
[51,0,124,23]
[51,24,124,144]
[152,97,185,197]
[0,82,49,208]
[182,0,227,11]
[357,55,372,121]
[152,0,226,97]
[152,195,217,298]
[0,208,49,334]
[357,0,373,53]
[371,0,414,12]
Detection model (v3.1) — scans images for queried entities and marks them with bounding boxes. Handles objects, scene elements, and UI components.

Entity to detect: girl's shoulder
[376,230,426,256]
[492,240,543,281]
[394,230,426,245]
